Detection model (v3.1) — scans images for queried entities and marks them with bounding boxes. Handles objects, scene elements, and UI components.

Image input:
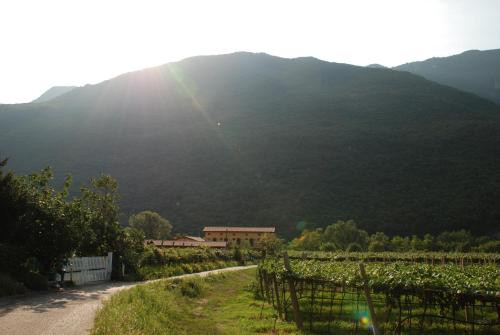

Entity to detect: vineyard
[257,252,500,334]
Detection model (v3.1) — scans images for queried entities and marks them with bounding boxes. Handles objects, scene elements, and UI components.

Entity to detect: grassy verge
[91,268,299,335]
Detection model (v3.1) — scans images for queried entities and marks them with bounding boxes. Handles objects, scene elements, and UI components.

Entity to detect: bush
[346,243,363,252]
[16,271,49,291]
[0,273,26,297]
[474,241,500,253]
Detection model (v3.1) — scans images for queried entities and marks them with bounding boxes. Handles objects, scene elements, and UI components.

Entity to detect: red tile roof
[203,226,275,233]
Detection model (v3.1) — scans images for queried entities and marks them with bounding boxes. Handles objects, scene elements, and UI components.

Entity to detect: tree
[390,236,411,251]
[257,233,284,255]
[289,229,323,250]
[322,220,368,251]
[128,210,172,240]
[0,159,77,274]
[436,230,473,252]
[368,232,390,251]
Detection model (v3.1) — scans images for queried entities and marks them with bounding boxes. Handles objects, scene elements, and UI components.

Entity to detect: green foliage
[289,229,323,250]
[345,242,362,252]
[255,233,284,255]
[260,257,499,298]
[435,230,473,252]
[233,246,244,265]
[474,240,500,253]
[0,159,78,274]
[0,159,142,280]
[323,220,368,251]
[290,219,495,252]
[129,211,172,240]
[91,269,292,335]
[178,279,204,298]
[368,232,390,251]
[137,260,239,280]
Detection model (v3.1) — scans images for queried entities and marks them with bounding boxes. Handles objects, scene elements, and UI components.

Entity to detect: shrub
[0,273,26,297]
[16,271,49,291]
[474,241,500,253]
[179,279,203,298]
[346,243,363,252]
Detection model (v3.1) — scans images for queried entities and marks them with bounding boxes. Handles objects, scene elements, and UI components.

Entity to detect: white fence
[65,252,113,285]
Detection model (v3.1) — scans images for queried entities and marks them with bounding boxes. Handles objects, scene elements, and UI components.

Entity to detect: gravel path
[0,265,256,335]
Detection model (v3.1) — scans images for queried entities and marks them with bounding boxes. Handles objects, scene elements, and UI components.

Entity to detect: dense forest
[1,52,500,238]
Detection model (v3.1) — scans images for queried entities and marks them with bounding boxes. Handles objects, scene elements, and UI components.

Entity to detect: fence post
[107,252,113,280]
[258,268,265,298]
[359,263,380,335]
[284,252,303,330]
[273,275,284,320]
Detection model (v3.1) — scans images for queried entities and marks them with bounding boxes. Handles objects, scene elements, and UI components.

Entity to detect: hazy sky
[1,0,499,103]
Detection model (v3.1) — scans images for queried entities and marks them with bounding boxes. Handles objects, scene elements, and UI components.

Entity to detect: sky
[1,0,499,103]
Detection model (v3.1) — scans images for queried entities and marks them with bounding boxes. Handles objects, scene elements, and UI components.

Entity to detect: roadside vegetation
[91,268,298,335]
[128,246,260,281]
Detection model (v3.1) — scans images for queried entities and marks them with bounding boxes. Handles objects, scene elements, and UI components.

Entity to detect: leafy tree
[474,240,500,253]
[368,232,390,251]
[421,234,436,251]
[256,233,284,255]
[390,236,411,251]
[289,230,323,250]
[75,175,123,256]
[128,211,172,240]
[0,159,77,274]
[322,220,368,251]
[436,230,473,252]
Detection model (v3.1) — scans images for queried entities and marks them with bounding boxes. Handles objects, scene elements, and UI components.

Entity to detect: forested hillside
[394,49,500,104]
[1,52,500,237]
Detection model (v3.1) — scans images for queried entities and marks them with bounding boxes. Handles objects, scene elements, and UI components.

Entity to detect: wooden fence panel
[66,252,112,285]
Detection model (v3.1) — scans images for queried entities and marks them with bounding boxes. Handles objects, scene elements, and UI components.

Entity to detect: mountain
[366,64,386,69]
[1,52,500,237]
[394,49,500,104]
[32,86,77,103]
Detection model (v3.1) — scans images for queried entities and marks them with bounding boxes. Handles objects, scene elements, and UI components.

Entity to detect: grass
[91,268,300,335]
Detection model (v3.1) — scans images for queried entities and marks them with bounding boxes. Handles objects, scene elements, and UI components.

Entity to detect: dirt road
[0,265,256,335]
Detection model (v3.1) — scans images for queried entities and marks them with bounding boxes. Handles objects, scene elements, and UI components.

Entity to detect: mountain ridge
[32,86,78,103]
[1,52,500,237]
[394,48,500,104]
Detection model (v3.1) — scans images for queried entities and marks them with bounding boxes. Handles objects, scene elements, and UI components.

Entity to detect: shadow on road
[0,281,136,316]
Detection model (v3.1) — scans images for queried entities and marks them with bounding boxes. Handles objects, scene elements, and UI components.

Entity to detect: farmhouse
[203,226,276,247]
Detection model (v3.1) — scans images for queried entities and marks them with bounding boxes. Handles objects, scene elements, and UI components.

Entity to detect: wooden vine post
[283,252,303,330]
[272,275,284,319]
[359,263,380,335]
